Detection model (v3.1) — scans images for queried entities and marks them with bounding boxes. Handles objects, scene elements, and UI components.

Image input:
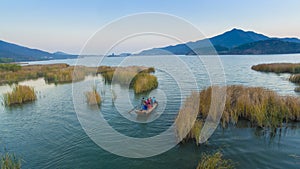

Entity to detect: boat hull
[135,103,158,115]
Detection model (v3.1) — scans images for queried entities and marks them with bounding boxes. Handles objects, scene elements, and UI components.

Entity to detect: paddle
[128,105,138,114]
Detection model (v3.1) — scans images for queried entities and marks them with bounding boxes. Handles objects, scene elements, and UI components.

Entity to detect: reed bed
[0,64,157,92]
[199,85,300,128]
[196,152,235,169]
[85,87,101,106]
[251,63,300,73]
[0,152,21,169]
[289,74,300,83]
[4,85,37,106]
[176,85,300,144]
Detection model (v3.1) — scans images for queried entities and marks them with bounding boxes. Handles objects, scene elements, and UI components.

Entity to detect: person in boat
[152,97,156,104]
[143,101,148,110]
[141,97,145,106]
[147,98,152,109]
[149,97,153,105]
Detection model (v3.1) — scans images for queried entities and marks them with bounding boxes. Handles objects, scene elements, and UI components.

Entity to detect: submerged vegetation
[85,87,101,106]
[4,85,37,106]
[176,85,300,145]
[0,152,21,169]
[196,152,235,169]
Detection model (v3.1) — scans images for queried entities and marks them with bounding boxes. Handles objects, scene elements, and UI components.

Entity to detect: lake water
[0,54,300,168]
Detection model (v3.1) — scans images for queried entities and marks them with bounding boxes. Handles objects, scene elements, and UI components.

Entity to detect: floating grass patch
[4,85,37,106]
[0,152,21,169]
[196,152,235,169]
[252,63,300,73]
[85,87,101,106]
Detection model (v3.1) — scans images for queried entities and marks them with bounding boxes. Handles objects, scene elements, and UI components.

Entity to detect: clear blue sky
[1,0,300,54]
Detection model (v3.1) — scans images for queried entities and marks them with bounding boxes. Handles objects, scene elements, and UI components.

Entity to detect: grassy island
[4,85,37,106]
[251,63,300,74]
[176,85,300,145]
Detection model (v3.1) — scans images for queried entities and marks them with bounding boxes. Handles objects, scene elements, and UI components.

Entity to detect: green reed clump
[252,63,300,73]
[289,74,300,83]
[0,152,21,169]
[85,87,101,106]
[4,85,37,106]
[186,120,203,145]
[199,85,300,128]
[196,152,235,169]
[133,73,158,94]
[0,64,21,72]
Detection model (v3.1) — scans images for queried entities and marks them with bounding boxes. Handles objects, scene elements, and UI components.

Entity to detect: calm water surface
[1,54,300,168]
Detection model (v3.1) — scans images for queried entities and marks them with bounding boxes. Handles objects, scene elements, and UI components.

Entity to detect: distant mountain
[278,37,300,43]
[0,40,77,62]
[138,28,300,55]
[53,51,70,55]
[228,39,300,54]
[209,28,269,48]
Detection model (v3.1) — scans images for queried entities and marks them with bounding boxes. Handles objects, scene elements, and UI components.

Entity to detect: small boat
[135,102,158,115]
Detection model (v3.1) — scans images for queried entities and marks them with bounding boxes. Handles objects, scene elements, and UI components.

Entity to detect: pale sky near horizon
[1,0,300,54]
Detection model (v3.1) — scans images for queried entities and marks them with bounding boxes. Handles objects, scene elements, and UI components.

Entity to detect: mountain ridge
[0,40,77,62]
[138,28,300,55]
